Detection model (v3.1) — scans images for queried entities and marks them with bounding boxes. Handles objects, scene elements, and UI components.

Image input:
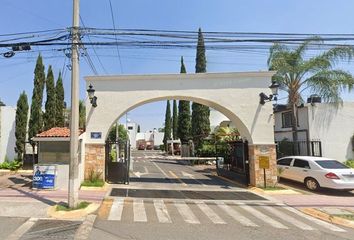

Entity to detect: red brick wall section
[248,144,277,187]
[85,144,105,181]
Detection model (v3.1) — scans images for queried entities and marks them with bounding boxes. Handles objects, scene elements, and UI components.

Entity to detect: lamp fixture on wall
[259,81,280,105]
[87,84,97,107]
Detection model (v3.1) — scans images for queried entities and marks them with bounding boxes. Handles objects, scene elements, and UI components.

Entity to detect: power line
[108,0,123,73]
[80,15,107,74]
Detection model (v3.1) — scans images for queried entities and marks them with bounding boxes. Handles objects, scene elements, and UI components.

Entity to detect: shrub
[196,144,216,157]
[110,149,117,162]
[0,160,22,171]
[345,160,354,168]
[87,168,102,182]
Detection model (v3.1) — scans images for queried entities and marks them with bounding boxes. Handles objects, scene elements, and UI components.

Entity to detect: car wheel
[305,178,320,191]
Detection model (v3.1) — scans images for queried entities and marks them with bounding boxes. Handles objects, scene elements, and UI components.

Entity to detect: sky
[1,0,354,132]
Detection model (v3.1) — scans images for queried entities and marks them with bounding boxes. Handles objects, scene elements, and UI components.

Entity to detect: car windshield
[315,160,349,169]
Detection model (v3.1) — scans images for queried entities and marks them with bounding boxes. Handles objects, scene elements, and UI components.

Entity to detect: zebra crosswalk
[106,198,346,232]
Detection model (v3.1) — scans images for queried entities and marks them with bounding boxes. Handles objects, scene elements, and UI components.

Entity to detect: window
[315,160,349,169]
[281,111,293,128]
[128,126,133,130]
[277,158,292,166]
[293,159,310,169]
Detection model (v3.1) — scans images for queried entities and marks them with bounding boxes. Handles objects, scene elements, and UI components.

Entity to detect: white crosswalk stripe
[108,198,124,221]
[237,203,288,229]
[107,198,346,232]
[279,204,346,232]
[133,199,147,222]
[154,200,172,223]
[174,201,200,224]
[261,205,314,230]
[217,202,258,227]
[195,201,226,224]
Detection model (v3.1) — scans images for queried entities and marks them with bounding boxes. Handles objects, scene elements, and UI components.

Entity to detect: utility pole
[68,0,80,208]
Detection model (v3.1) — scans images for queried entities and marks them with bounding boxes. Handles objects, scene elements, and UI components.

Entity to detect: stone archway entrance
[83,71,276,187]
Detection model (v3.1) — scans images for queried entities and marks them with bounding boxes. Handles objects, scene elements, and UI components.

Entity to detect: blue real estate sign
[32,164,57,189]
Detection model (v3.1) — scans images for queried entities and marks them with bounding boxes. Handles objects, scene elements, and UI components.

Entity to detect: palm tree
[268,38,354,154]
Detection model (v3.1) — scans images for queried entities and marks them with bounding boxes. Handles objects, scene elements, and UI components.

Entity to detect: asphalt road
[91,150,354,240]
[1,150,353,239]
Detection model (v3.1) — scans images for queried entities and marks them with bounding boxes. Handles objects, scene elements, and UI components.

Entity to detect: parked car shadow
[279,178,354,196]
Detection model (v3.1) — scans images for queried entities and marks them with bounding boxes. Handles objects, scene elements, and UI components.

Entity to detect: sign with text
[32,164,57,189]
[259,156,270,169]
[91,132,102,139]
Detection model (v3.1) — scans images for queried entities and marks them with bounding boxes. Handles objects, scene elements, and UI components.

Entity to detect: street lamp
[87,84,97,107]
[259,81,280,105]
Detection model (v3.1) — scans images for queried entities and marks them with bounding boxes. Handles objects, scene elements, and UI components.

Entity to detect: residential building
[274,101,354,162]
[0,106,16,162]
[125,122,138,148]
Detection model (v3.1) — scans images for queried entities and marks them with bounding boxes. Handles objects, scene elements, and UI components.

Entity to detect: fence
[275,140,322,158]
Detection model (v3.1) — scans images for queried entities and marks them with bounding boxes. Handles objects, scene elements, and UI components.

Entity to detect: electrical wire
[108,0,123,73]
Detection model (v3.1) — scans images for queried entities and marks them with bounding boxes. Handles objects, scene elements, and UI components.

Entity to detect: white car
[277,156,354,191]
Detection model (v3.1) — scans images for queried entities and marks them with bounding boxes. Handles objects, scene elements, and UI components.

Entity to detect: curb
[47,203,100,220]
[301,208,354,229]
[97,198,114,220]
[250,187,301,195]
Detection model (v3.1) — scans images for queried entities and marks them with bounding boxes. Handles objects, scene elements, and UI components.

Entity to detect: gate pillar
[248,144,277,187]
[85,144,105,181]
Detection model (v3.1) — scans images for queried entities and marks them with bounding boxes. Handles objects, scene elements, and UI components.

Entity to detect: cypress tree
[44,65,56,130]
[79,100,86,129]
[15,91,29,160]
[55,71,65,127]
[172,100,178,139]
[177,56,191,144]
[28,54,45,144]
[191,28,210,148]
[163,100,172,151]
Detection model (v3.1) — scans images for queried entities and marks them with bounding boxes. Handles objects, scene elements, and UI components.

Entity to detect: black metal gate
[216,140,250,185]
[105,140,130,184]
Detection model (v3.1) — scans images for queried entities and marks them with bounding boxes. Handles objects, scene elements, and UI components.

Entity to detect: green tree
[0,99,5,106]
[268,38,354,153]
[55,71,65,127]
[163,100,172,151]
[44,65,56,130]
[28,54,45,144]
[108,124,128,142]
[191,28,210,148]
[15,91,29,160]
[177,56,191,144]
[79,100,86,129]
[172,100,178,139]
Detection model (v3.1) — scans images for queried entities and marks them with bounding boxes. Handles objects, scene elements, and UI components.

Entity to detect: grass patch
[334,214,354,221]
[260,186,286,191]
[81,180,105,187]
[56,201,91,211]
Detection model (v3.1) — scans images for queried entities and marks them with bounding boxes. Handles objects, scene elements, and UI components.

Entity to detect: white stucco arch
[83,71,280,187]
[104,95,253,142]
[84,71,275,145]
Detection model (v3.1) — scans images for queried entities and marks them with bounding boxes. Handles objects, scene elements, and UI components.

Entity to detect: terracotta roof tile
[36,127,84,138]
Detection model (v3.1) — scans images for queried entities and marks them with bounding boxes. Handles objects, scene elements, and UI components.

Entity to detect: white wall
[210,108,229,131]
[126,122,138,148]
[308,102,354,161]
[85,72,276,145]
[134,131,164,148]
[0,106,16,162]
[274,106,309,142]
